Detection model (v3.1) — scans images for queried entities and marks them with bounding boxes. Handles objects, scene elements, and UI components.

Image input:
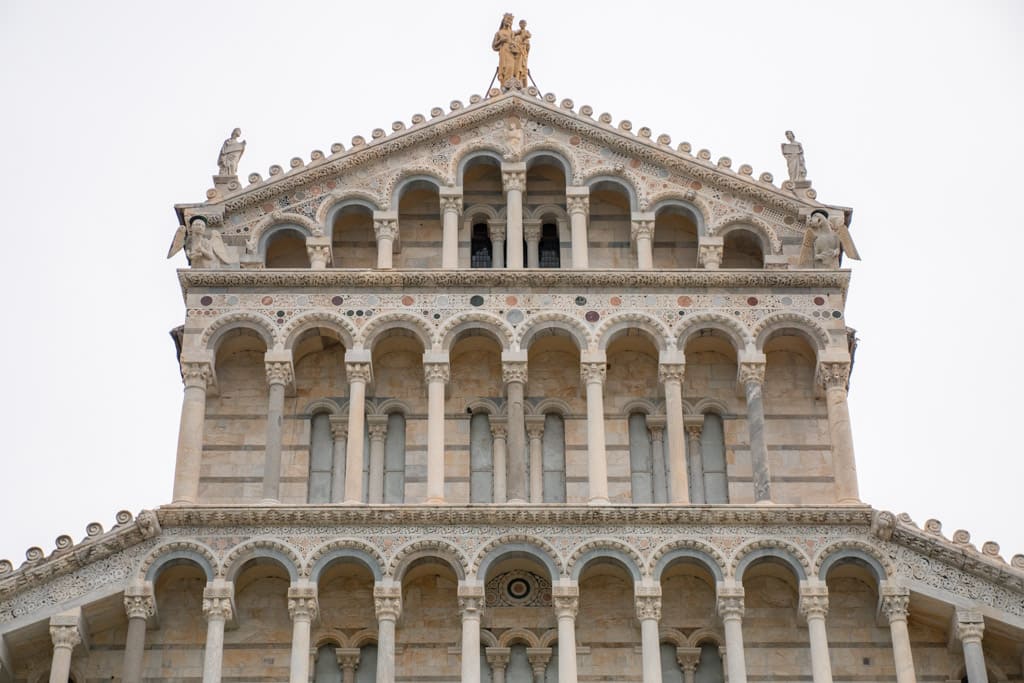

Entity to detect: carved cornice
[179,268,851,293]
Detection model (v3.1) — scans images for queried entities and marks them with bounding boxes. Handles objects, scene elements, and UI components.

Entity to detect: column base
[259,498,281,505]
[506,498,528,504]
[341,499,367,506]
[426,497,447,505]
[588,497,611,505]
[754,499,776,506]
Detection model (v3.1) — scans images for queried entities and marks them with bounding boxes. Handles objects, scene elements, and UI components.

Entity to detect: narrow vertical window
[695,642,725,682]
[354,644,378,683]
[313,643,343,683]
[659,642,684,683]
[542,413,566,502]
[628,412,654,503]
[539,223,560,267]
[470,412,494,503]
[308,413,333,503]
[471,223,493,268]
[383,413,406,504]
[701,413,729,504]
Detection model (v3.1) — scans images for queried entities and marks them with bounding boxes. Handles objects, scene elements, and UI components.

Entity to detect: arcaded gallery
[1,15,1022,683]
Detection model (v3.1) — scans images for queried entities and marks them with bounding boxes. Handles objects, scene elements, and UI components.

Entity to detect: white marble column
[502,163,526,268]
[329,417,348,503]
[486,647,511,683]
[503,358,528,503]
[344,355,372,503]
[527,648,552,683]
[524,219,542,268]
[424,357,450,503]
[288,582,318,683]
[717,583,747,683]
[799,582,834,683]
[122,583,155,683]
[526,415,545,503]
[440,187,463,269]
[374,582,402,683]
[553,582,579,683]
[48,611,82,683]
[566,186,590,268]
[659,360,690,504]
[306,236,332,269]
[647,415,668,504]
[817,360,860,502]
[957,612,989,683]
[632,213,656,270]
[336,648,360,683]
[488,220,506,269]
[738,359,772,502]
[373,212,398,269]
[491,418,508,503]
[880,583,917,683]
[458,582,484,683]
[635,585,663,683]
[202,582,234,683]
[581,357,609,504]
[172,359,214,504]
[684,415,706,504]
[263,352,294,503]
[367,415,388,504]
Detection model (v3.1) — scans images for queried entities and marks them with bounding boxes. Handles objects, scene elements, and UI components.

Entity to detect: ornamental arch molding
[659,628,688,647]
[498,628,542,648]
[387,169,450,210]
[730,539,811,581]
[201,311,278,354]
[314,629,350,649]
[581,172,640,211]
[463,203,500,223]
[646,193,711,235]
[530,397,573,417]
[304,398,342,417]
[595,311,673,352]
[466,398,503,416]
[280,310,357,351]
[439,311,515,353]
[388,538,468,581]
[648,539,727,583]
[567,539,645,582]
[538,629,559,648]
[517,312,594,352]
[138,540,219,583]
[710,213,781,254]
[527,203,570,223]
[248,211,322,254]
[622,398,661,417]
[472,535,563,581]
[676,312,752,353]
[348,629,379,648]
[373,398,414,416]
[692,398,731,417]
[222,538,302,582]
[687,628,724,648]
[813,540,893,584]
[306,538,386,582]
[480,630,499,648]
[752,311,831,353]
[454,147,508,182]
[315,189,384,227]
[523,146,574,180]
[358,311,436,352]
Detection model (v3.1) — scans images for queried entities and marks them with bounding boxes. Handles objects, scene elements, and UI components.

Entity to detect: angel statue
[799,210,860,269]
[216,128,246,176]
[167,218,237,268]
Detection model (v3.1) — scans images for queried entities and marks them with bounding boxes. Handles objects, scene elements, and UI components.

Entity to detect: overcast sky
[1,1,1021,566]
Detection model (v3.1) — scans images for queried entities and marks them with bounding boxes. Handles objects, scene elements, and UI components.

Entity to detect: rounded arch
[304,398,341,417]
[472,535,563,580]
[528,203,569,222]
[202,311,277,353]
[466,398,503,416]
[139,540,218,583]
[692,398,731,416]
[280,310,357,352]
[583,173,639,211]
[439,311,515,353]
[622,398,660,417]
[388,171,446,210]
[530,397,573,417]
[646,194,710,235]
[595,312,673,352]
[372,398,413,416]
[659,627,688,647]
[455,147,507,183]
[307,539,386,582]
[315,189,384,226]
[731,539,811,581]
[480,629,499,648]
[687,628,724,648]
[389,538,468,581]
[649,540,727,583]
[359,311,435,352]
[223,538,302,582]
[538,629,559,649]
[517,312,593,352]
[567,539,644,582]
[463,202,500,223]
[814,540,892,584]
[498,628,542,648]
[710,214,781,254]
[523,147,573,180]
[315,629,350,649]
[752,311,831,353]
[248,211,321,254]
[676,312,752,353]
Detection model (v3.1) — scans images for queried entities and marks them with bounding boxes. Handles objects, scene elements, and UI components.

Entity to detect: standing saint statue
[492,13,520,88]
[513,19,531,86]
[216,128,246,176]
[781,130,807,182]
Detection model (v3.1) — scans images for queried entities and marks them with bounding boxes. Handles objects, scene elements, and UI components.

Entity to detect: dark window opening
[471,223,492,268]
[539,223,560,268]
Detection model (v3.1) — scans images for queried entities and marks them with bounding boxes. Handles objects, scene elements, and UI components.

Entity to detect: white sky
[0,1,1021,566]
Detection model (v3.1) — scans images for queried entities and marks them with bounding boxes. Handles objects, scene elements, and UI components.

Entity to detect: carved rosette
[502,170,526,193]
[345,362,373,384]
[737,362,766,387]
[423,362,451,384]
[49,624,81,650]
[202,596,234,622]
[798,586,829,621]
[716,586,745,620]
[956,618,984,644]
[265,361,294,387]
[373,219,398,241]
[698,243,723,268]
[634,594,662,621]
[181,362,214,389]
[580,362,607,385]
[329,416,348,440]
[817,361,851,391]
[880,587,910,623]
[658,363,685,385]
[631,220,655,242]
[502,361,528,385]
[566,195,589,216]
[124,593,156,620]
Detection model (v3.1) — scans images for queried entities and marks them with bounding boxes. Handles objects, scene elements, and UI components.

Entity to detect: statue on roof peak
[781,130,807,182]
[492,13,531,90]
[216,128,246,177]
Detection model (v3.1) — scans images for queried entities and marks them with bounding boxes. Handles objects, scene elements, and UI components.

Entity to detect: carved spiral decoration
[391,121,405,132]
[618,120,632,131]
[449,100,463,111]
[579,105,593,116]
[350,136,365,147]
[697,149,711,160]
[739,164,753,176]
[115,510,133,525]
[248,173,262,184]
[896,512,915,526]
[923,519,942,534]
[678,142,692,153]
[466,95,480,104]
[55,535,73,551]
[598,112,612,124]
[657,134,671,145]
[330,142,345,153]
[759,172,774,183]
[1012,554,1024,569]
[526,86,538,96]
[310,150,324,161]
[638,127,652,138]
[26,547,44,562]
[717,157,732,168]
[560,98,574,110]
[543,93,556,103]
[952,529,971,544]
[371,128,385,139]
[981,541,1000,556]
[410,114,425,125]
[0,559,11,575]
[269,164,283,176]
[86,522,103,537]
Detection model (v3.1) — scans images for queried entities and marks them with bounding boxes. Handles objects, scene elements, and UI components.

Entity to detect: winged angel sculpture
[799,210,860,268]
[167,218,237,268]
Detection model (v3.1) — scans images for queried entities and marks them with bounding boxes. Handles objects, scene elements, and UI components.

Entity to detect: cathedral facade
[1,24,1022,683]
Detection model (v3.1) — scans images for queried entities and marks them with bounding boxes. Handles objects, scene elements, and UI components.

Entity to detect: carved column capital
[525,414,546,439]
[457,583,485,618]
[798,583,829,620]
[374,584,402,621]
[367,414,389,442]
[817,361,851,390]
[523,220,543,243]
[306,243,332,267]
[956,614,985,644]
[646,415,666,441]
[287,583,319,622]
[124,590,156,620]
[502,170,526,193]
[880,583,911,623]
[502,361,528,385]
[527,647,552,674]
[634,594,662,621]
[552,583,579,619]
[424,362,450,384]
[181,361,214,389]
[677,647,702,673]
[716,584,745,620]
[658,362,685,385]
[345,362,373,384]
[265,360,294,387]
[490,417,509,439]
[202,582,234,622]
[699,243,723,268]
[486,647,511,669]
[737,361,766,386]
[49,624,81,650]
[631,219,655,241]
[566,195,589,216]
[328,416,348,439]
[487,219,507,241]
[373,218,398,241]
[580,361,607,385]
[684,414,705,438]
[440,195,463,215]
[335,647,361,671]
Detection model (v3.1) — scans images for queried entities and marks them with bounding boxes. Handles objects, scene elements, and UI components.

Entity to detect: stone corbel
[764,254,789,270]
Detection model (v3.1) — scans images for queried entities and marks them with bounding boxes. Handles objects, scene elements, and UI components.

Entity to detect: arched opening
[577,557,639,680]
[227,558,292,679]
[653,205,699,269]
[265,228,310,268]
[309,411,334,503]
[483,553,556,679]
[462,157,504,267]
[313,642,343,683]
[720,228,764,269]
[539,222,561,268]
[541,412,566,503]
[471,223,494,268]
[316,558,377,680]
[526,334,581,501]
[525,156,567,217]
[682,332,738,501]
[331,204,376,268]
[740,557,802,681]
[607,331,660,503]
[383,411,406,503]
[588,181,632,268]
[823,558,885,682]
[151,559,207,652]
[398,559,461,679]
[470,411,494,503]
[659,558,718,651]
[371,330,426,502]
[694,642,725,683]
[451,332,503,504]
[396,180,441,268]
[700,413,728,504]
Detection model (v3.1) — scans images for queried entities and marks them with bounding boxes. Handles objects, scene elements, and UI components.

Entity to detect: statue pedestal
[212,174,240,195]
